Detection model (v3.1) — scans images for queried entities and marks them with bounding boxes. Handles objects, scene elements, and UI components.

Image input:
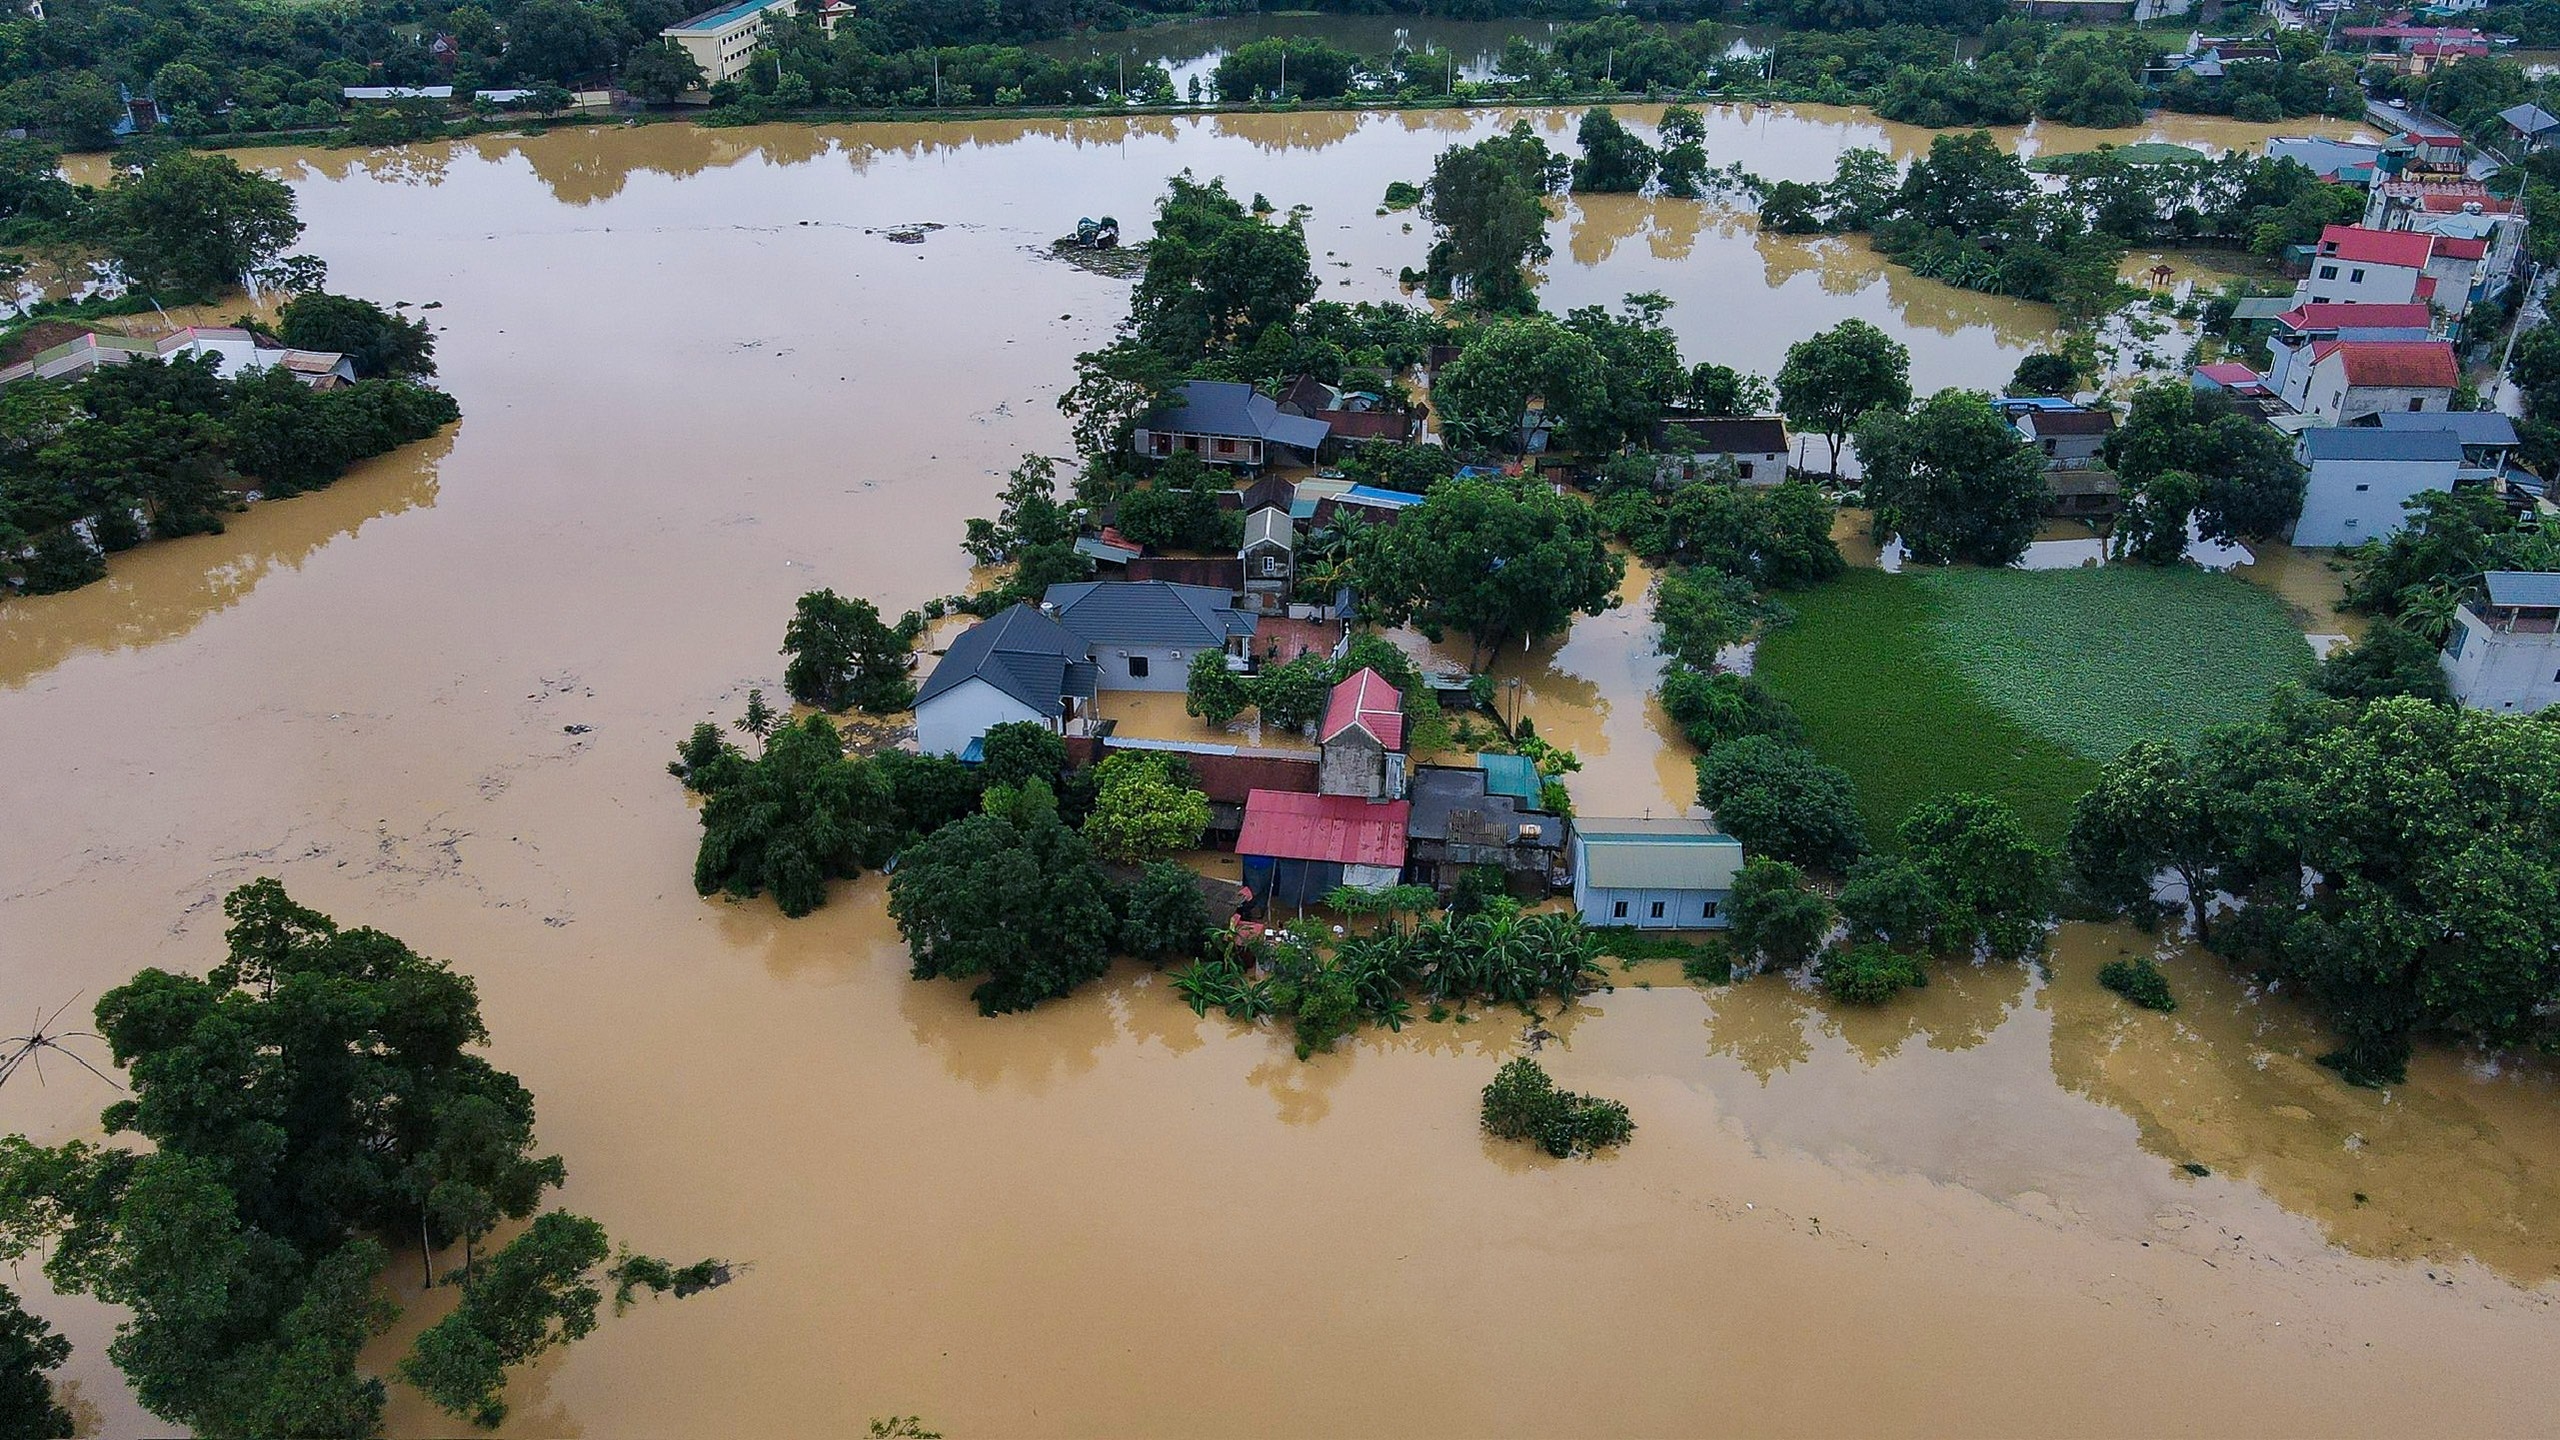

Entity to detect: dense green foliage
[277,292,437,379]
[2098,957,2176,1013]
[1080,752,1210,862]
[0,352,458,597]
[780,588,920,713]
[1817,942,1928,1005]
[0,883,706,1435]
[2341,488,2556,635]
[1117,860,1214,965]
[1852,388,2047,567]
[1724,856,1834,971]
[0,1286,71,1440]
[891,778,1120,1014]
[1693,734,1865,872]
[1357,473,1624,660]
[1419,121,1564,310]
[2103,381,2305,558]
[1598,474,1843,588]
[2067,695,2560,1085]
[1479,1056,1633,1158]
[688,714,899,916]
[1776,318,1908,474]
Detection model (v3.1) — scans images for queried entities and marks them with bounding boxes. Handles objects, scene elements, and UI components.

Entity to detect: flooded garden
[8,106,2560,1435]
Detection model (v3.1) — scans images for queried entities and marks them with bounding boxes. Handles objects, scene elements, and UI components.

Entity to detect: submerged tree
[781,589,917,714]
[1853,388,2047,567]
[0,882,716,1436]
[890,779,1120,1015]
[1421,121,1564,310]
[1357,475,1624,664]
[0,1286,71,1440]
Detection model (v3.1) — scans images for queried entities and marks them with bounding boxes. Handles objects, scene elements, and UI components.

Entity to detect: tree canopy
[1421,122,1563,311]
[1777,319,1911,474]
[890,779,1120,1014]
[1852,389,2048,566]
[1357,474,1624,662]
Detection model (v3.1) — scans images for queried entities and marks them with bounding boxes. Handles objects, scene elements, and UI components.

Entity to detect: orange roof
[1320,666,1403,751]
[2315,340,2459,389]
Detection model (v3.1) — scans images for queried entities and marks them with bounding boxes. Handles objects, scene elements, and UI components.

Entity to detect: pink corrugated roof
[1236,789,1409,867]
[1320,666,1404,750]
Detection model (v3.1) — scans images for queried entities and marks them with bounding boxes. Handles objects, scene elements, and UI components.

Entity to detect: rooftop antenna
[0,996,120,1093]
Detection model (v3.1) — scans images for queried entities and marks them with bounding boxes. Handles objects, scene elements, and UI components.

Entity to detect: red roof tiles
[2317,225,2435,269]
[2273,302,2433,333]
[1236,789,1410,867]
[1320,666,1404,751]
[2319,339,2460,389]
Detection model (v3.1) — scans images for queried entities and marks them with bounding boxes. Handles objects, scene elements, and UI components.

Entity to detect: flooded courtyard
[8,107,2560,1436]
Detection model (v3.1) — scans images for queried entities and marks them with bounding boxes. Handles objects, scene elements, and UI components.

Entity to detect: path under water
[7,109,2556,1437]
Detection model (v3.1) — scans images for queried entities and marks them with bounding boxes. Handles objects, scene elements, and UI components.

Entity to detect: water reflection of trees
[1704,959,2030,1083]
[2045,927,2560,1285]
[0,429,449,690]
[898,957,1122,1095]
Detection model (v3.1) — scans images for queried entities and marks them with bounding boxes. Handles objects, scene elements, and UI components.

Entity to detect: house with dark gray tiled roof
[1042,580,1255,693]
[912,603,1098,757]
[1132,380,1332,469]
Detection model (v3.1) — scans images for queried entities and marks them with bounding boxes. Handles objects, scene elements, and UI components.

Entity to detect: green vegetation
[0,882,713,1435]
[780,588,922,714]
[1754,569,2097,846]
[2068,695,2560,1086]
[0,1286,70,1440]
[2098,957,2176,1013]
[1480,1056,1633,1158]
[1079,752,1211,863]
[1914,567,2314,761]
[891,777,1120,1015]
[1818,943,1929,1005]
[1357,472,1624,663]
[1,349,459,597]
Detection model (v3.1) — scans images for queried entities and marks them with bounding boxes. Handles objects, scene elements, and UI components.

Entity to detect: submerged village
[6,1,2560,1435]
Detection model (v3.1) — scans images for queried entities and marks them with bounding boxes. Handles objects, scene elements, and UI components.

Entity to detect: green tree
[1777,319,1911,474]
[1852,388,2047,566]
[1211,37,1357,100]
[619,40,707,103]
[693,716,896,916]
[2064,737,2225,940]
[1422,121,1562,311]
[1479,1056,1633,1158]
[2008,352,2078,396]
[1896,792,2054,958]
[1693,736,1865,872]
[502,0,631,86]
[781,588,916,713]
[102,153,302,297]
[1130,174,1315,362]
[1080,753,1210,862]
[278,293,437,378]
[1819,943,1929,1005]
[1118,861,1214,965]
[1186,647,1250,725]
[2103,381,2304,546]
[1658,667,1802,755]
[1725,856,1835,971]
[1571,106,1658,193]
[1247,653,1333,732]
[2032,32,2146,127]
[0,1287,71,1440]
[1359,474,1624,663]
[1432,313,1608,452]
[400,1213,608,1429]
[1835,854,1948,952]
[2312,619,2454,705]
[1685,361,1774,416]
[890,779,1119,1014]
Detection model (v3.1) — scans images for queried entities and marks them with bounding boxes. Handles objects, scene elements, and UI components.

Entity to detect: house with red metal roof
[2295,339,2460,426]
[1235,790,1412,906]
[2295,226,2435,309]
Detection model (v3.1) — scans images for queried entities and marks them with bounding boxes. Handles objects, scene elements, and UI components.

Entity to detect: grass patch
[1756,570,2098,847]
[1910,566,2314,761]
[1754,566,2314,848]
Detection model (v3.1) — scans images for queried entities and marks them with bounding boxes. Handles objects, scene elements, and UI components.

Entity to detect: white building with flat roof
[2442,572,2560,714]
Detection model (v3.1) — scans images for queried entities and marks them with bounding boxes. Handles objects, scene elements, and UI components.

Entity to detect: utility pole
[1279,46,1287,99]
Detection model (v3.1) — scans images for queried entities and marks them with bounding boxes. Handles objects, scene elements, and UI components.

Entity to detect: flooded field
[8,108,2560,1436]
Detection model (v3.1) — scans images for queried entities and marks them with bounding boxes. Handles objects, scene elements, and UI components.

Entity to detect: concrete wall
[2292,456,2458,546]
[1090,644,1195,693]
[2302,357,2451,424]
[1318,732,1384,798]
[2297,260,2422,307]
[1573,883,1729,930]
[914,679,1046,757]
[2443,610,2560,712]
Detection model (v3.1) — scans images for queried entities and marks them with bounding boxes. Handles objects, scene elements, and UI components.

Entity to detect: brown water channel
[10,109,2560,1437]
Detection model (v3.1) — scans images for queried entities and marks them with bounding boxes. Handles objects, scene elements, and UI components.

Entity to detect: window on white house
[2345,519,2360,529]
[1703,900,1718,918]
[2351,267,2366,282]
[1613,900,1628,919]
[2410,397,2426,410]
[1737,462,1754,479]
[1128,655,1149,679]
[1650,900,1665,919]
[2355,483,2371,491]
[2319,265,2339,279]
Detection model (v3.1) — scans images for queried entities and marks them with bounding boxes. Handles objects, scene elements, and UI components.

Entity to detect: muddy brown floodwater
[10,110,2560,1437]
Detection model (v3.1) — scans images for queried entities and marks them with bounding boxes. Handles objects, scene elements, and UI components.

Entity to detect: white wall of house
[2296,258,2422,307]
[2441,610,2560,713]
[914,679,1045,757]
[2301,354,2451,425]
[1091,644,1195,693]
[2292,455,2459,546]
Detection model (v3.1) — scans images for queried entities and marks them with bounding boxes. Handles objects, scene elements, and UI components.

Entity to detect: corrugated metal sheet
[1477,752,1540,803]
[1575,822,1743,891]
[1236,789,1408,867]
[1321,667,1404,750]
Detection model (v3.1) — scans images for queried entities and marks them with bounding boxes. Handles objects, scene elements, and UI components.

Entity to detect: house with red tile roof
[2267,302,2436,405]
[2296,339,2460,426]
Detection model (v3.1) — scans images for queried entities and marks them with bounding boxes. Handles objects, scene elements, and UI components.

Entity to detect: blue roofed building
[1133,381,1333,470]
[911,603,1098,757]
[2292,427,2464,547]
[1571,818,1744,931]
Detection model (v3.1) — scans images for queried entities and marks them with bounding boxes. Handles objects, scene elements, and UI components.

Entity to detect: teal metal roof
[1477,752,1540,804]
